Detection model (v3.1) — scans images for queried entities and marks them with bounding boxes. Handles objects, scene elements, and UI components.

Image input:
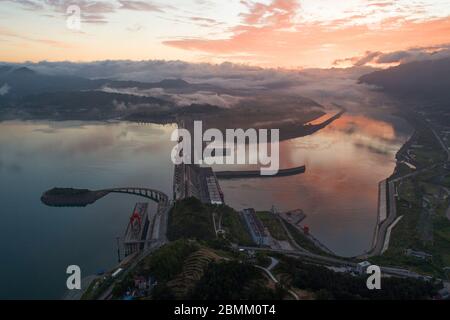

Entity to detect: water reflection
[219,112,412,256]
[0,112,412,298]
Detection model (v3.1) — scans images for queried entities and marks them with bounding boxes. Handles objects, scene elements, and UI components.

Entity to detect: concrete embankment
[370,180,387,251]
[215,165,306,179]
[364,178,399,258]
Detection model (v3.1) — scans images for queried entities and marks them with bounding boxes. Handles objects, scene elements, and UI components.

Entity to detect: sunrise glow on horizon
[1,0,450,69]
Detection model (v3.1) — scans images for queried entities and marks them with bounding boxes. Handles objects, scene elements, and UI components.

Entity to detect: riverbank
[369,111,450,278]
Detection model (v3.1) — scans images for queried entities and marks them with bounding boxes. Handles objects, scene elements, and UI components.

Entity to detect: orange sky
[0,0,449,68]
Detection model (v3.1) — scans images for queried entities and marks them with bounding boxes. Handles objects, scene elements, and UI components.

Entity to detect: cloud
[239,0,299,28]
[2,0,449,67]
[11,59,392,116]
[0,26,72,48]
[118,0,163,12]
[104,86,242,108]
[163,0,450,68]
[335,43,450,67]
[366,1,394,8]
[376,45,450,64]
[187,16,223,27]
[14,59,368,91]
[0,0,44,10]
[189,17,217,24]
[126,23,144,32]
[2,0,119,24]
[46,0,116,24]
[354,51,383,66]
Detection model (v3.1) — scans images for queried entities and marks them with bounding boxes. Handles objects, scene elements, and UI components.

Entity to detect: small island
[41,188,108,207]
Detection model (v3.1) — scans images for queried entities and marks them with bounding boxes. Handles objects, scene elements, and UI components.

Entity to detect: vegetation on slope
[256,211,288,241]
[370,125,450,278]
[189,261,285,300]
[167,197,216,242]
[276,256,439,300]
[217,205,254,246]
[167,197,253,245]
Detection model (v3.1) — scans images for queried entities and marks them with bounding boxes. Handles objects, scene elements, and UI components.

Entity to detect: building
[174,164,224,205]
[124,203,150,256]
[173,164,202,201]
[404,249,432,260]
[200,166,224,205]
[356,261,371,275]
[241,208,270,246]
[280,209,306,226]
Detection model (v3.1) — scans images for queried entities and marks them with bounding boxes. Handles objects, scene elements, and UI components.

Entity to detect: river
[0,110,412,298]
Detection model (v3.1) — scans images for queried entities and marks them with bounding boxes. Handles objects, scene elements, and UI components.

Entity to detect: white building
[356,261,371,275]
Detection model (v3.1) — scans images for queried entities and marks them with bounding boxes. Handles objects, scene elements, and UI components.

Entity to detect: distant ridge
[359,57,450,100]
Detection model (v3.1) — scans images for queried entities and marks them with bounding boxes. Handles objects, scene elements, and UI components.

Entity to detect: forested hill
[359,57,450,101]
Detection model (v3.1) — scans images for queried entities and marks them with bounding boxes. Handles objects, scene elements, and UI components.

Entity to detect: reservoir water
[0,121,176,299]
[0,110,412,298]
[220,112,412,256]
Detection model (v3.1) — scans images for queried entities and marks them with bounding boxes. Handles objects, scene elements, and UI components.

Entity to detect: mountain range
[359,57,450,101]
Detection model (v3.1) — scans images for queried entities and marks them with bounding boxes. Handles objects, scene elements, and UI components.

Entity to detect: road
[427,120,450,162]
[255,265,278,283]
[240,246,357,268]
[98,202,172,300]
[255,257,299,300]
[277,215,308,253]
[367,180,397,257]
[267,257,279,271]
[98,241,165,300]
[242,246,428,280]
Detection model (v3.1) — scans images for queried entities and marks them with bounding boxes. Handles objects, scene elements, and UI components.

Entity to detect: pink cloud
[163,0,450,68]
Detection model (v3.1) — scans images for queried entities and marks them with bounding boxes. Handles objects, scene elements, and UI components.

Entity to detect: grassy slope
[167,197,254,246]
[256,211,288,241]
[167,197,216,242]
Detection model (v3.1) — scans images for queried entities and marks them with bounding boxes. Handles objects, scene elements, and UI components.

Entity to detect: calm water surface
[0,111,411,298]
[220,112,412,256]
[0,121,176,299]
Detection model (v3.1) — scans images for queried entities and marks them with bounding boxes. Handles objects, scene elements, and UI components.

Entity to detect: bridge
[41,187,169,207]
[102,188,169,204]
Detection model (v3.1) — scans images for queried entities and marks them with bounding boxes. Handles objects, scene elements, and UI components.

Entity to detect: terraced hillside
[167,248,224,298]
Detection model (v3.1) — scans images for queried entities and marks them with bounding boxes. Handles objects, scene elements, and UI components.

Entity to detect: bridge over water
[41,187,169,207]
[101,187,169,204]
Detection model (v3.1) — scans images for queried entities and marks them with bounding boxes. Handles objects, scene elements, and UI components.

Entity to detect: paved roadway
[254,257,299,300]
[98,240,165,300]
[366,180,397,257]
[427,121,450,162]
[241,246,428,280]
[240,246,357,268]
[98,202,172,300]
